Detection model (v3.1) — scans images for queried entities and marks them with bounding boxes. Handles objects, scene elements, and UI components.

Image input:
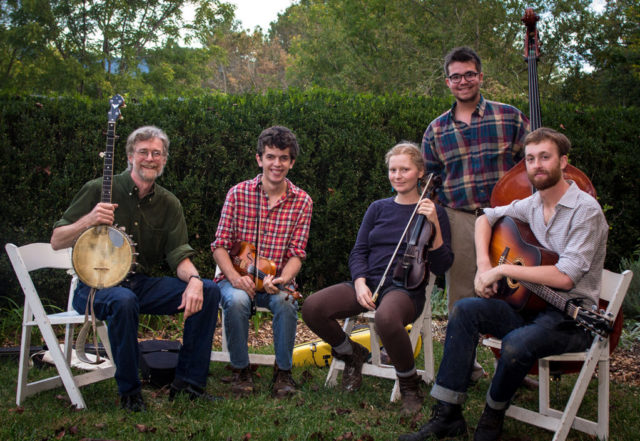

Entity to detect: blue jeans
[218,279,298,370]
[431,297,592,410]
[73,274,220,396]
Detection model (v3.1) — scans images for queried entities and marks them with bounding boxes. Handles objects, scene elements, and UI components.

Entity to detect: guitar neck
[518,279,578,318]
[101,121,116,204]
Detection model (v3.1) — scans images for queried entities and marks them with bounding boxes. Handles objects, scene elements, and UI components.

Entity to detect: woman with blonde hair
[302,142,453,414]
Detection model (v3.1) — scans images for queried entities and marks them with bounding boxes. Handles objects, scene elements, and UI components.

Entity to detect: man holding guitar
[51,125,221,412]
[211,126,313,398]
[400,128,608,441]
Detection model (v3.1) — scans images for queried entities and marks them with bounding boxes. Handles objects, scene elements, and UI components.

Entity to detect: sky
[183,0,296,34]
[230,0,296,32]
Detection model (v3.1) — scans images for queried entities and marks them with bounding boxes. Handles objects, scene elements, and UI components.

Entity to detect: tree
[562,0,640,106]
[272,0,601,101]
[0,0,236,97]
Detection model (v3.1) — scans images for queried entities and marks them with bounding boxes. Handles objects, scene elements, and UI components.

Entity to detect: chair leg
[16,321,33,406]
[597,358,609,440]
[38,318,87,409]
[325,317,356,388]
[551,341,604,441]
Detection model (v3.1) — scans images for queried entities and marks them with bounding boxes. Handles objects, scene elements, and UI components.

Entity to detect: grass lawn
[1,337,639,441]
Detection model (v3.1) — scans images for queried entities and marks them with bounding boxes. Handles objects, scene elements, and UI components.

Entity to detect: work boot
[331,339,370,392]
[398,373,425,415]
[398,400,467,441]
[169,378,222,403]
[473,404,505,441]
[120,391,146,412]
[230,366,254,396]
[272,365,297,398]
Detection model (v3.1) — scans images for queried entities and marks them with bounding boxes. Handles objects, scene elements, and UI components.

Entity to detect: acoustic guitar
[489,216,613,337]
[72,94,135,289]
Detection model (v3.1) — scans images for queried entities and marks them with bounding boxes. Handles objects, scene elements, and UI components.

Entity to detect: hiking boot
[272,365,297,398]
[331,339,370,392]
[473,404,505,441]
[120,391,146,412]
[230,366,254,396]
[398,400,467,441]
[398,373,425,415]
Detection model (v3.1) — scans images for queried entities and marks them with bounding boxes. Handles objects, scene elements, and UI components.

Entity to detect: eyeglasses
[134,149,165,159]
[447,71,480,84]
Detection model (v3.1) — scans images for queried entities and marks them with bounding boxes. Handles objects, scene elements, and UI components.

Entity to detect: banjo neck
[101,116,118,204]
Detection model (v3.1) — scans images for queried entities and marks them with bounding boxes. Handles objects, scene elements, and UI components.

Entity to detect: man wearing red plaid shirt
[211,126,313,397]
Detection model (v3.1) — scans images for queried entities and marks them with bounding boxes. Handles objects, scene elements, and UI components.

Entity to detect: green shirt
[53,171,195,274]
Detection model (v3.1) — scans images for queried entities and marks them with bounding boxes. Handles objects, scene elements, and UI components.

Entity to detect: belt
[455,207,485,217]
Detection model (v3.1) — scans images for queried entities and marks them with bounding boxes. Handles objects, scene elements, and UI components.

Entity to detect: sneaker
[473,404,505,441]
[397,373,425,415]
[331,339,370,392]
[398,400,467,441]
[272,365,297,398]
[169,379,222,402]
[120,391,146,412]
[230,366,254,396]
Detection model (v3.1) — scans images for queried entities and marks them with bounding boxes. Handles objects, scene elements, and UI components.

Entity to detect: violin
[489,8,596,207]
[229,241,302,300]
[392,192,440,290]
[371,174,441,302]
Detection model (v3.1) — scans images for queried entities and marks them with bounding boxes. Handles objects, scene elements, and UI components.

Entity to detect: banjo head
[72,225,134,288]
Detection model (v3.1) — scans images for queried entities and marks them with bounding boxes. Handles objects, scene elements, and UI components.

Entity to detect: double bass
[488,10,623,363]
[489,9,597,207]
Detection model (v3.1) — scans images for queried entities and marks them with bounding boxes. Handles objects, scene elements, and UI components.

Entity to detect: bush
[620,249,640,320]
[1,91,639,308]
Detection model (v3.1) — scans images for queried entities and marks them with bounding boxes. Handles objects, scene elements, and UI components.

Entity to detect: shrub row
[1,91,638,307]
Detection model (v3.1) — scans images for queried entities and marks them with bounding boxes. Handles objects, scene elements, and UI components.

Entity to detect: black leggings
[301,283,420,373]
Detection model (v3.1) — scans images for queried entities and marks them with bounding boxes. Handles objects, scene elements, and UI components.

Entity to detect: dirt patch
[236,317,640,387]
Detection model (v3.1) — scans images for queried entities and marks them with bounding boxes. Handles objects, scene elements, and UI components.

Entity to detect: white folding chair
[482,269,633,441]
[325,274,436,402]
[210,266,276,365]
[6,243,115,410]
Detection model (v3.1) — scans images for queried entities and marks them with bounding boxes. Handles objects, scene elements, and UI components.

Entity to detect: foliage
[1,92,639,309]
[0,338,639,440]
[0,0,236,97]
[620,320,640,350]
[0,0,635,106]
[274,0,601,99]
[562,0,640,106]
[620,249,640,320]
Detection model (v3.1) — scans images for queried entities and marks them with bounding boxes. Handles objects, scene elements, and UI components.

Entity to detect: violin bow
[371,173,435,303]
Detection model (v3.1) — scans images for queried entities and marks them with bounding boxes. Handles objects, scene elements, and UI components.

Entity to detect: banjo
[72,94,135,289]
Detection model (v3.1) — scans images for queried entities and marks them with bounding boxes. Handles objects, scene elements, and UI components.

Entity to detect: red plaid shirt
[211,175,313,277]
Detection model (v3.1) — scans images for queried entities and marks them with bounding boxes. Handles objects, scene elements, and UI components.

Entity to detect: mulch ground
[230,317,640,388]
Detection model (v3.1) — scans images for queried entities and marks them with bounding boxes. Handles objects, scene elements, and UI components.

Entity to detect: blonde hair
[385,142,425,176]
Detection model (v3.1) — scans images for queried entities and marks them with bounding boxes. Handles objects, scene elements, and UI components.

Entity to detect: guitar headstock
[575,307,614,338]
[108,94,125,123]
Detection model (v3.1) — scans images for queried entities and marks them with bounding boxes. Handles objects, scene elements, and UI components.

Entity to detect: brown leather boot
[230,366,253,396]
[331,339,370,392]
[398,372,424,415]
[272,365,297,398]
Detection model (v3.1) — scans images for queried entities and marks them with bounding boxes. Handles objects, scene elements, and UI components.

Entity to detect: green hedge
[1,91,638,307]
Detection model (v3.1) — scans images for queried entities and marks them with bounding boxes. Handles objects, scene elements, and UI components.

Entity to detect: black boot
[398,400,467,441]
[473,404,505,441]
